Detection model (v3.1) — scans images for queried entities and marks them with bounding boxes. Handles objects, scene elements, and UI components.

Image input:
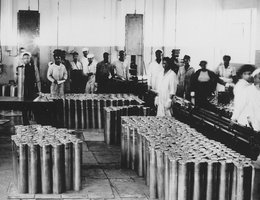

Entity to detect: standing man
[96,52,115,93]
[81,47,89,68]
[84,54,97,93]
[155,57,178,116]
[113,50,129,80]
[177,55,195,100]
[216,55,236,90]
[17,52,41,99]
[81,48,90,90]
[147,49,163,91]
[61,50,72,93]
[17,52,41,125]
[47,50,68,97]
[170,49,181,74]
[13,47,26,82]
[70,51,83,93]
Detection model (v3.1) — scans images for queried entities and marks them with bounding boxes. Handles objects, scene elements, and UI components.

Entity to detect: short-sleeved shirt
[216,64,236,80]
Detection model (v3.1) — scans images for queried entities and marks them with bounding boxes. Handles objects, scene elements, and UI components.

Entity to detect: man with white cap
[81,47,89,69]
[245,68,260,131]
[84,53,97,93]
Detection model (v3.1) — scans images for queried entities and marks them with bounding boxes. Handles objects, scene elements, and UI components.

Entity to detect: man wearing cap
[96,52,115,93]
[147,49,163,91]
[176,55,195,100]
[47,50,68,97]
[81,47,89,69]
[112,50,129,80]
[231,64,255,127]
[84,54,97,93]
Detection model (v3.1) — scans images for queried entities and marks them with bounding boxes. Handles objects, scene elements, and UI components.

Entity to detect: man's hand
[54,80,58,84]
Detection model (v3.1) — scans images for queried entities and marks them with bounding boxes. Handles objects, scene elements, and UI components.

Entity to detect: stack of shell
[1,84,17,97]
[40,93,144,129]
[11,125,83,194]
[103,105,150,145]
[121,116,256,200]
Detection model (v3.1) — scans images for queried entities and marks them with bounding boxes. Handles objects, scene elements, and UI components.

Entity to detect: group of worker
[147,49,260,132]
[47,48,129,96]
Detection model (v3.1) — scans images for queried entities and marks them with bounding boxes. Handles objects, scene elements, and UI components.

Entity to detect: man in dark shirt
[96,52,115,93]
[170,49,180,74]
[61,50,72,93]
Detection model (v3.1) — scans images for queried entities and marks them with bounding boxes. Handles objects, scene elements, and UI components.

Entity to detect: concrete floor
[0,113,149,200]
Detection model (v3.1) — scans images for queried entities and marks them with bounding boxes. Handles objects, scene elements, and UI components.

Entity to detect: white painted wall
[1,0,259,82]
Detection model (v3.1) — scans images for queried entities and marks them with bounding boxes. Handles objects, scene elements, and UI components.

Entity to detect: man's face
[224,57,230,66]
[104,54,109,62]
[119,52,125,59]
[183,58,190,65]
[83,51,89,57]
[200,62,207,70]
[155,52,162,60]
[242,71,252,82]
[88,58,93,63]
[163,60,169,70]
[73,55,79,61]
[54,56,61,65]
[254,73,260,87]
[22,55,30,65]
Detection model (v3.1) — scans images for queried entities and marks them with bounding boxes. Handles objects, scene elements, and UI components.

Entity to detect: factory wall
[0,0,255,84]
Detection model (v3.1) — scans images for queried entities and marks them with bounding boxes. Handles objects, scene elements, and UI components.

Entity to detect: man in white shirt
[216,55,236,92]
[47,50,68,97]
[231,64,254,127]
[84,54,97,93]
[112,50,129,80]
[147,49,163,91]
[245,68,260,131]
[155,57,178,116]
[71,51,83,70]
[81,47,89,70]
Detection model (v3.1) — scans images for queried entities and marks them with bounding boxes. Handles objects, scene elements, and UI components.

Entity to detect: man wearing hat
[96,52,115,93]
[81,47,89,69]
[84,53,97,93]
[176,55,195,100]
[47,49,68,97]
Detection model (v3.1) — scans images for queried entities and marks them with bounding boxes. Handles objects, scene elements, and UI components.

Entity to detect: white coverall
[84,60,97,93]
[156,70,178,116]
[231,79,252,126]
[47,62,68,97]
